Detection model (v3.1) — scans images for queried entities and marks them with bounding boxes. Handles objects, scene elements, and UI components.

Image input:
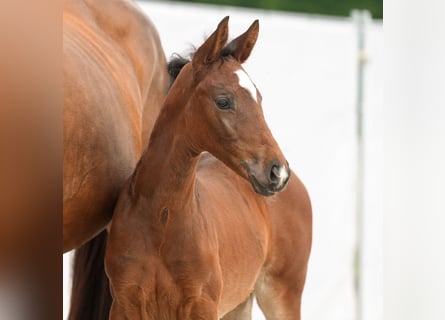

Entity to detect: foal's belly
[217,222,267,316]
[218,262,263,317]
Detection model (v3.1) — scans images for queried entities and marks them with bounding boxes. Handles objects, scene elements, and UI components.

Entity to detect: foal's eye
[214,97,232,110]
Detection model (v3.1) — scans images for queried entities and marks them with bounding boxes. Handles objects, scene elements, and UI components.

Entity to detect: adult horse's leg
[221,294,253,320]
[68,231,111,320]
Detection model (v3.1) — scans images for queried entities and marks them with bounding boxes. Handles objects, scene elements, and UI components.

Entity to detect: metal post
[351,9,370,320]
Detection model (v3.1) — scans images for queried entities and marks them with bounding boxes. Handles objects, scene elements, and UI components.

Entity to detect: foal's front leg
[221,294,253,320]
[179,298,219,320]
[108,284,149,320]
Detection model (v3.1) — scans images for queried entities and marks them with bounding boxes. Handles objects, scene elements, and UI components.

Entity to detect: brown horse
[63,0,168,318]
[105,17,312,320]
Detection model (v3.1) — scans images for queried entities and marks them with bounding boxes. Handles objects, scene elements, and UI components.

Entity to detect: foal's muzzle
[248,161,290,196]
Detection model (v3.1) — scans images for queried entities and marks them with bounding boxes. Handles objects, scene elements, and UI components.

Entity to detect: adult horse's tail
[68,231,111,320]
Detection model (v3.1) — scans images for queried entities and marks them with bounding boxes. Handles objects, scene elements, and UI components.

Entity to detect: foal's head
[168,17,290,196]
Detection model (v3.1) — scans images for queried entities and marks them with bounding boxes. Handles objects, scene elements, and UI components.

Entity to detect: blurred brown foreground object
[0,0,61,319]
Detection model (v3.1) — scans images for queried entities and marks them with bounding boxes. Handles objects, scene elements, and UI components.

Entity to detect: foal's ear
[192,16,229,72]
[225,20,259,63]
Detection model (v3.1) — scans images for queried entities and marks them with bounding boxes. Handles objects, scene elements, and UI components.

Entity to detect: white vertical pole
[351,9,370,320]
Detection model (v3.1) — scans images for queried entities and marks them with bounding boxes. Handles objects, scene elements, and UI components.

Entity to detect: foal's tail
[68,230,111,320]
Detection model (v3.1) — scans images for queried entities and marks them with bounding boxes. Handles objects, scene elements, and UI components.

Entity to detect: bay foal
[105,17,312,319]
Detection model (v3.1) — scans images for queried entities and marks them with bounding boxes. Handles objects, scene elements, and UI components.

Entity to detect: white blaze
[235,69,258,102]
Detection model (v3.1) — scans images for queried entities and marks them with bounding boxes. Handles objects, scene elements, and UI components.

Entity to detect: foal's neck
[132,99,199,207]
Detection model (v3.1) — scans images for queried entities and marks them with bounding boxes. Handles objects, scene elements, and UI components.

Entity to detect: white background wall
[64,1,383,319]
[384,1,445,319]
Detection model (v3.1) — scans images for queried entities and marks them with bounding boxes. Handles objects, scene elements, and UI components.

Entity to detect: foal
[105,17,312,320]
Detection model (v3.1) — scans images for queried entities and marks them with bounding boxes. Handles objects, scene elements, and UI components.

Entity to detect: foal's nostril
[269,164,281,184]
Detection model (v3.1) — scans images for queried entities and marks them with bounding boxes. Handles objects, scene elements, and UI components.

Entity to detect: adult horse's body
[105,17,312,319]
[63,0,168,318]
[63,0,167,252]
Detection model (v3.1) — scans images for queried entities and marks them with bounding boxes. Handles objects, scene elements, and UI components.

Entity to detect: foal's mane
[167,40,238,89]
[167,54,190,88]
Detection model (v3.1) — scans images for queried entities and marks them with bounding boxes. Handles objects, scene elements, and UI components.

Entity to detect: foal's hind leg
[256,174,312,320]
[221,294,253,320]
[254,267,308,320]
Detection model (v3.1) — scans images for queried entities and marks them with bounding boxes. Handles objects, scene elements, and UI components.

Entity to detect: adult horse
[63,0,168,318]
[105,17,312,319]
